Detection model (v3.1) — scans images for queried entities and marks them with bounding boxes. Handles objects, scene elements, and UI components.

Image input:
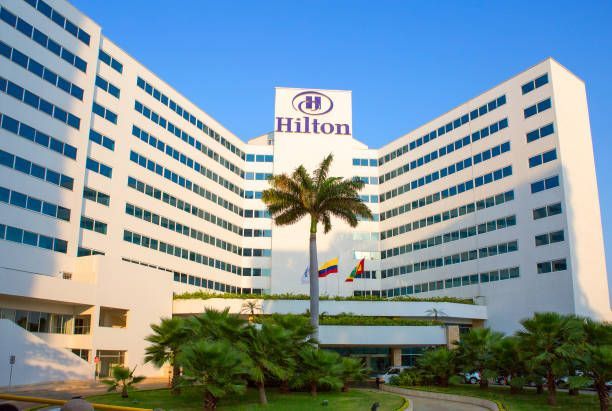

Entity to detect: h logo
[305,96,321,111]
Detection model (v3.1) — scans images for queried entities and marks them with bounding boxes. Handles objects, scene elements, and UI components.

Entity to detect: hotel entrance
[325,347,391,374]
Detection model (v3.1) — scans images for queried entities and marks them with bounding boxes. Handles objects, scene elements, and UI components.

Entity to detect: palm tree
[516,312,584,406]
[240,300,262,322]
[493,336,527,394]
[425,308,447,322]
[339,357,369,392]
[178,339,251,410]
[144,317,189,395]
[293,346,343,396]
[416,347,456,387]
[577,319,612,411]
[187,308,247,342]
[101,366,145,398]
[262,154,372,338]
[245,321,293,404]
[455,327,504,389]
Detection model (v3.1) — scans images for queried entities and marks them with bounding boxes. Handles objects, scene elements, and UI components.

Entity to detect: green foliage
[101,366,145,398]
[416,347,457,387]
[455,327,504,388]
[575,318,612,411]
[338,357,369,391]
[389,368,425,387]
[178,339,251,410]
[292,346,344,396]
[173,290,475,304]
[254,312,440,326]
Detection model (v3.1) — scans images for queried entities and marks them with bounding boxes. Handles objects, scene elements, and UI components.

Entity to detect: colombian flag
[345,259,365,282]
[318,258,339,277]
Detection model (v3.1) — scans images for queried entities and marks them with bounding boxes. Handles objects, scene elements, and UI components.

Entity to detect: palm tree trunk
[595,380,609,411]
[547,370,557,406]
[279,379,290,393]
[479,368,488,389]
[257,382,268,404]
[121,384,128,398]
[309,219,319,341]
[171,362,181,395]
[204,392,217,410]
[310,381,318,396]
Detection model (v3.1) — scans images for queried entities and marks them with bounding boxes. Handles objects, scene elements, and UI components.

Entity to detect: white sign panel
[274,87,352,137]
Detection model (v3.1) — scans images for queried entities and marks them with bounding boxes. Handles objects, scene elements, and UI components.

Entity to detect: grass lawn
[87,386,405,411]
[401,384,600,411]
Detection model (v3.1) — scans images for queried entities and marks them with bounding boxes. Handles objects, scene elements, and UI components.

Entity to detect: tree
[425,308,447,321]
[293,346,343,396]
[262,154,372,338]
[187,308,247,342]
[516,312,584,406]
[244,321,293,404]
[240,300,262,322]
[493,336,527,394]
[576,319,612,411]
[339,357,369,392]
[178,340,251,410]
[455,328,503,389]
[144,317,189,395]
[101,366,145,398]
[416,347,456,387]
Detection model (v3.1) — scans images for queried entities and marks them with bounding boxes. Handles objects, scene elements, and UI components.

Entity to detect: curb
[381,385,500,411]
[0,394,152,411]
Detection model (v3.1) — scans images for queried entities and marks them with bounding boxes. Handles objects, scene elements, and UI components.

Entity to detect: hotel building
[0,0,609,385]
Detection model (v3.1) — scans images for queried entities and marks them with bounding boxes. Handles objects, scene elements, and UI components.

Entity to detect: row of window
[0,7,87,71]
[527,123,555,143]
[0,113,77,160]
[0,149,73,190]
[99,50,123,73]
[246,154,273,162]
[243,248,271,257]
[381,215,516,259]
[354,176,379,185]
[245,209,270,218]
[136,77,244,160]
[533,202,562,220]
[524,98,552,118]
[89,129,115,151]
[92,102,117,124]
[83,186,110,206]
[134,104,245,179]
[95,75,120,98]
[0,222,67,253]
[354,251,381,260]
[121,257,258,293]
[522,73,549,95]
[357,270,378,279]
[378,95,507,165]
[535,230,564,247]
[127,176,244,236]
[381,165,514,224]
[0,185,70,221]
[0,76,80,129]
[531,175,560,194]
[359,194,379,203]
[381,266,520,297]
[381,240,518,279]
[123,229,244,276]
[353,158,378,167]
[380,118,509,184]
[0,307,89,334]
[537,258,567,274]
[380,141,511,202]
[528,149,557,168]
[245,191,264,199]
[244,229,272,237]
[0,40,84,100]
[77,246,105,257]
[381,190,514,240]
[126,202,242,256]
[245,172,272,181]
[353,232,380,241]
[80,216,107,234]
[86,157,112,178]
[23,0,91,45]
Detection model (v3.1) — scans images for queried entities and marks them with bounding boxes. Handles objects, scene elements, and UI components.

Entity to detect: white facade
[0,0,610,384]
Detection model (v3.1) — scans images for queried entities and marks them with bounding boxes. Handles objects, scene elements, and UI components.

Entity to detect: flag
[318,257,339,277]
[345,258,365,282]
[301,265,309,284]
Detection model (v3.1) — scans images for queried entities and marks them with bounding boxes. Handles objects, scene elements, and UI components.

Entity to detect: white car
[377,366,411,383]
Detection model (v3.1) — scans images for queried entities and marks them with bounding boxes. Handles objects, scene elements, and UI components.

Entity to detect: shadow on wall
[0,319,93,387]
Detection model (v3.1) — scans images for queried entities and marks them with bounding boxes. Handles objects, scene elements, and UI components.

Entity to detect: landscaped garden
[87,386,405,411]
[389,312,611,411]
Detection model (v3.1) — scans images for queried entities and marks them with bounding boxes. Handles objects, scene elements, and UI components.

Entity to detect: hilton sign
[274,88,352,136]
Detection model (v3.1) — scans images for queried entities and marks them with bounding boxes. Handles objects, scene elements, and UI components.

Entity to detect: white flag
[301,265,309,284]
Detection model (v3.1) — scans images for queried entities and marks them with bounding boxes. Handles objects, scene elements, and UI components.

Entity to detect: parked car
[377,366,411,383]
[462,371,481,384]
[495,375,510,385]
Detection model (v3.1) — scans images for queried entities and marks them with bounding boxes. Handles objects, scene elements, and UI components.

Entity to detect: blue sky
[72,0,612,286]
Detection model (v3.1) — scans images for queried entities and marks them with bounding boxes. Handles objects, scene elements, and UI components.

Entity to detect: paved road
[410,396,490,411]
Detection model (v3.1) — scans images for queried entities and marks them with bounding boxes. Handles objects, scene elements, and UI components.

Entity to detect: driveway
[410,396,490,411]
